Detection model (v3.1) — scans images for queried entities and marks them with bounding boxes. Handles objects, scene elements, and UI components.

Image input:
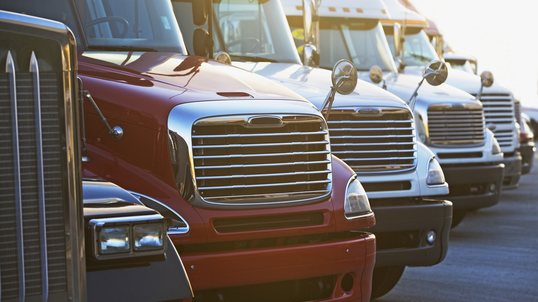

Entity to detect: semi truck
[284,0,506,231]
[381,0,521,190]
[0,1,378,301]
[173,0,453,299]
[0,10,192,302]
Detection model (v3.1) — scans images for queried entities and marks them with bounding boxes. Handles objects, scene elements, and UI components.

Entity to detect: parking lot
[378,154,538,301]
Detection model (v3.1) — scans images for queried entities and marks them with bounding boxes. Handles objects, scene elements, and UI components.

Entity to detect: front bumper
[520,144,535,175]
[367,198,452,267]
[435,163,504,210]
[180,232,376,302]
[502,151,522,189]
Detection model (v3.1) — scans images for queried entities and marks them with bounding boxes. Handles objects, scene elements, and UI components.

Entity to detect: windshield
[288,16,396,72]
[446,60,476,74]
[385,27,439,67]
[172,0,301,64]
[0,0,187,53]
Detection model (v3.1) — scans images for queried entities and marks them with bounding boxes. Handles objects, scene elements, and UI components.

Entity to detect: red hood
[78,51,307,132]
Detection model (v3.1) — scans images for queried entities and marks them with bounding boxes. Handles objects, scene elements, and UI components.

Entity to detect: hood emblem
[357,108,381,115]
[247,116,283,128]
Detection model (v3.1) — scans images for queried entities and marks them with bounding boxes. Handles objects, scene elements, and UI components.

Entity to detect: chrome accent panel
[327,107,417,173]
[128,191,190,235]
[168,101,332,208]
[427,104,485,146]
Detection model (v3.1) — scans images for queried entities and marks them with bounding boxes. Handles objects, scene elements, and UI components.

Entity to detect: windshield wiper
[87,45,158,52]
[230,55,278,63]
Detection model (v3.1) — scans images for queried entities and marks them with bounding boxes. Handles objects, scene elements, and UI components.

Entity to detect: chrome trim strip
[327,120,412,124]
[197,169,331,180]
[31,51,49,302]
[199,179,331,190]
[339,157,416,162]
[127,191,190,235]
[428,103,483,110]
[194,115,323,126]
[331,142,414,146]
[329,134,414,139]
[329,127,415,131]
[192,130,328,138]
[193,150,330,159]
[90,214,165,227]
[192,140,329,149]
[7,51,26,301]
[333,149,415,154]
[204,190,330,202]
[194,159,331,170]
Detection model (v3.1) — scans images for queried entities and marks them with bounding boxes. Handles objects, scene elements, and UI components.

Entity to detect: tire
[370,266,405,300]
[451,210,467,229]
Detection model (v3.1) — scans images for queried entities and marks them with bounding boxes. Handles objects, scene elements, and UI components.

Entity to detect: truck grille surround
[427,104,485,146]
[475,93,516,148]
[0,56,69,300]
[191,115,332,206]
[327,108,417,173]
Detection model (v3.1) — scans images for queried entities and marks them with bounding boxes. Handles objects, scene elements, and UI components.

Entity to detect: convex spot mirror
[369,65,383,84]
[480,71,494,87]
[332,59,358,95]
[214,51,232,64]
[423,60,448,86]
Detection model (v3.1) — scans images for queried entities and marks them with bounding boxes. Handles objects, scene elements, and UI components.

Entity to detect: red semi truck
[0,1,378,301]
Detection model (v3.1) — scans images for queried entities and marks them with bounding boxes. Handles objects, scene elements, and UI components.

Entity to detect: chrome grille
[192,115,331,205]
[427,105,485,145]
[327,108,417,173]
[477,93,516,148]
[0,53,68,300]
[514,99,521,125]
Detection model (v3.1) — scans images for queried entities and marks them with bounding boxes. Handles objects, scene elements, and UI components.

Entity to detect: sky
[408,0,538,107]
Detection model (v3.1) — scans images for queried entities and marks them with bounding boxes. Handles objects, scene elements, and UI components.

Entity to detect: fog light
[489,183,496,192]
[426,231,436,244]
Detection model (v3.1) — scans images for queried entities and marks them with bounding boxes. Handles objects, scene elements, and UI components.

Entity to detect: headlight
[90,214,167,260]
[344,177,372,219]
[492,137,502,154]
[427,157,445,185]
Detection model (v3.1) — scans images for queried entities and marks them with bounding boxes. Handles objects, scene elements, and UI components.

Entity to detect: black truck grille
[327,109,416,173]
[427,107,485,145]
[0,56,68,300]
[192,116,331,205]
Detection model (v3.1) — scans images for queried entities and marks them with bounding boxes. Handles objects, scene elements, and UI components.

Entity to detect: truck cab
[173,0,453,299]
[381,0,521,190]
[0,1,377,301]
[0,10,192,302]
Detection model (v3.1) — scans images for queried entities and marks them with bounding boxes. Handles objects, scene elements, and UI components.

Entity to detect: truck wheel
[370,265,405,300]
[451,210,467,229]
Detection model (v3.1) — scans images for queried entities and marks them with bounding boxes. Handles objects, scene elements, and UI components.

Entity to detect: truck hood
[233,61,409,110]
[79,51,306,102]
[358,70,479,106]
[404,66,512,96]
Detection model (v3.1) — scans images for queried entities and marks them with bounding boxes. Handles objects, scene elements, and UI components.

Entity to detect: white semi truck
[381,0,522,190]
[173,0,453,299]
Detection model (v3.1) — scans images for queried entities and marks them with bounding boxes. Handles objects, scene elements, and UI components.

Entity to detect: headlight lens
[134,223,165,251]
[100,226,130,254]
[344,177,372,218]
[427,158,445,185]
[492,137,502,154]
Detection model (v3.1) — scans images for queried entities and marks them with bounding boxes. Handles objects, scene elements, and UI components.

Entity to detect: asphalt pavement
[377,153,538,302]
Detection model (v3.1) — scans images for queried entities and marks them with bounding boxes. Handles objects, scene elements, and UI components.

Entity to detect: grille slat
[475,93,517,148]
[327,110,417,173]
[192,116,331,204]
[427,106,485,145]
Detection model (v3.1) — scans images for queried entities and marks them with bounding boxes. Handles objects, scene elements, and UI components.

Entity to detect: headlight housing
[90,214,168,260]
[344,177,372,219]
[427,157,445,185]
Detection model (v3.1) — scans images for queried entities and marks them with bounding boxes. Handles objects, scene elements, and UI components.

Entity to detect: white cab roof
[381,0,427,27]
[281,0,390,20]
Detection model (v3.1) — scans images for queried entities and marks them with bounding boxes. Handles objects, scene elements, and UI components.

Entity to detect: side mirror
[193,27,211,57]
[303,44,319,67]
[303,0,314,44]
[321,60,358,121]
[192,0,208,26]
[369,65,383,84]
[214,51,232,64]
[423,60,448,86]
[331,59,358,95]
[393,23,402,58]
[395,58,405,73]
[480,71,494,87]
